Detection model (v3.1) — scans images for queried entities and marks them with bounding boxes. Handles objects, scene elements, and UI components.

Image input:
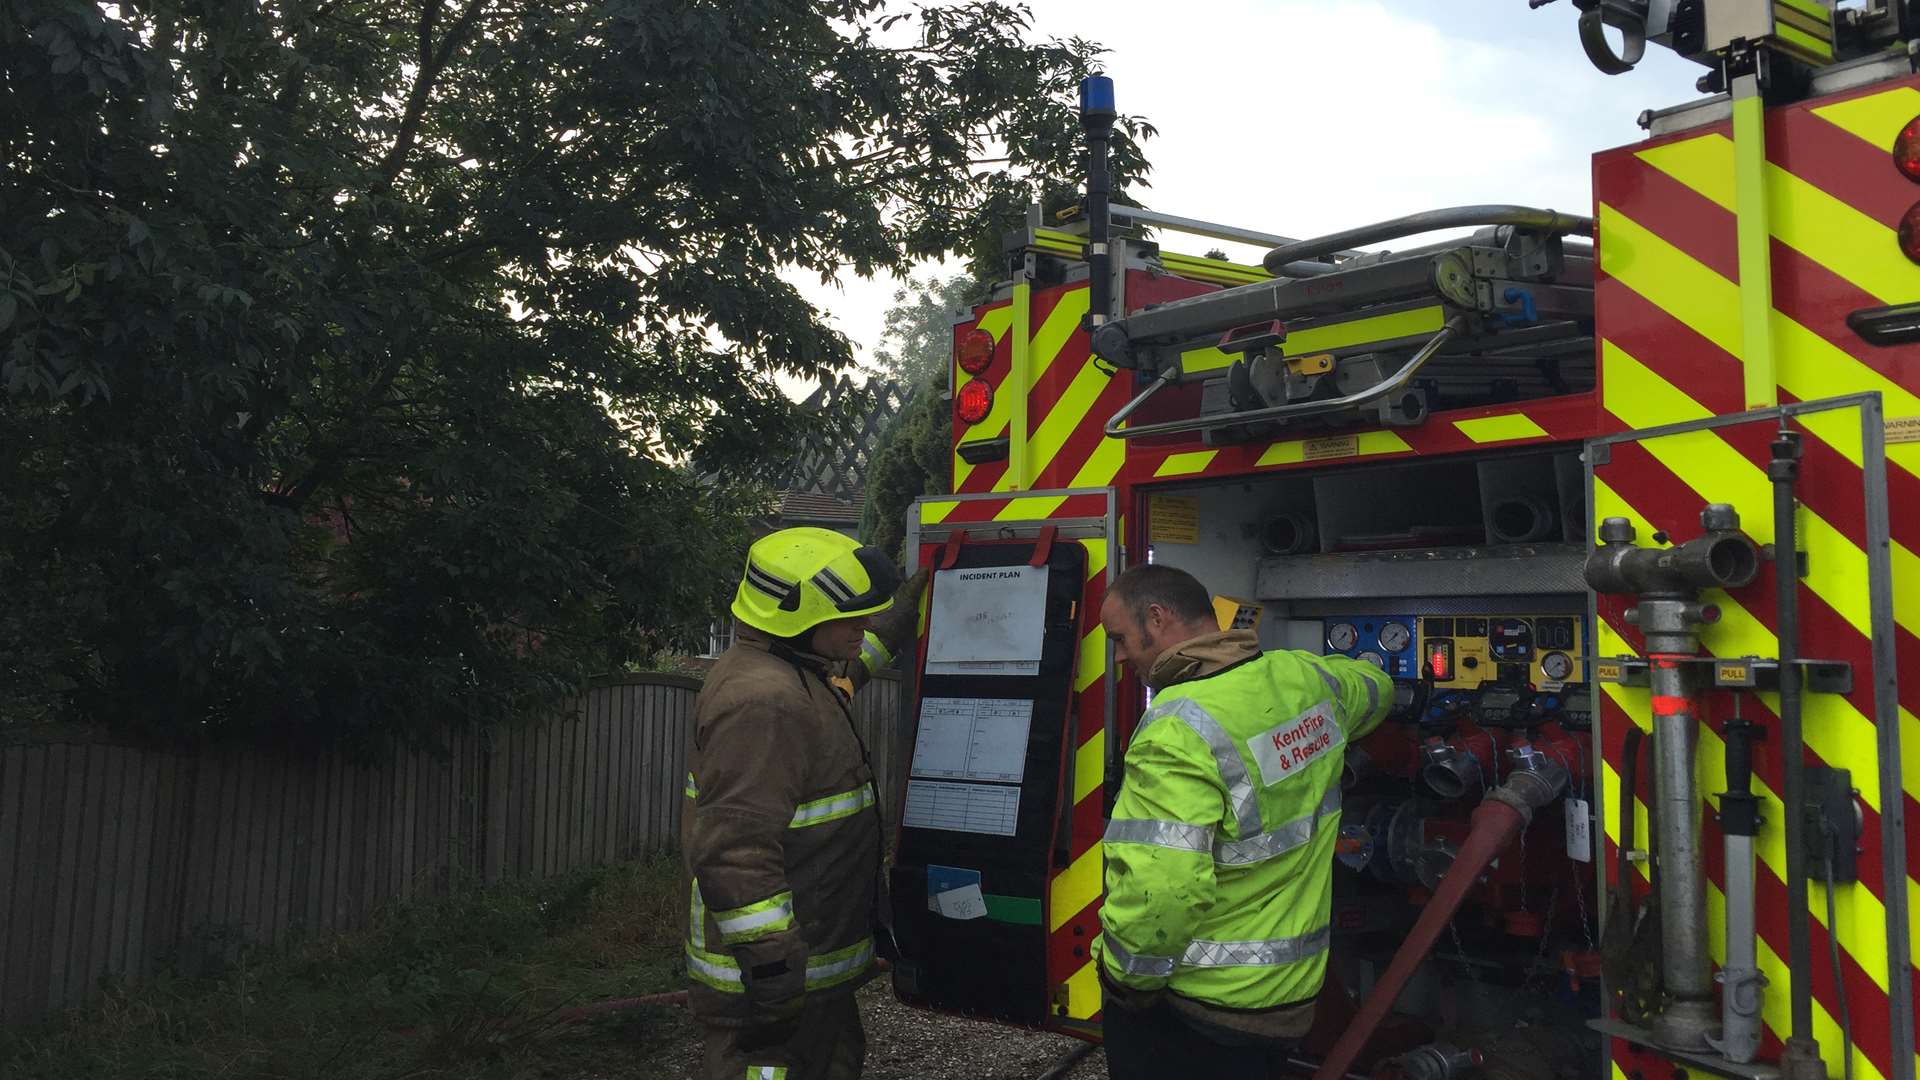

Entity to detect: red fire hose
[1314,767,1566,1080]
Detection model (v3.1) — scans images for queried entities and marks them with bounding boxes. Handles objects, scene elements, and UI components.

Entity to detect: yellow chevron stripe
[1075,728,1104,806]
[1596,203,1920,624]
[1600,760,1889,1080]
[954,306,1016,490]
[1020,357,1108,492]
[1255,430,1412,467]
[1003,496,1065,520]
[1812,86,1920,151]
[1182,306,1449,374]
[1050,842,1102,932]
[1593,476,1919,817]
[1770,21,1834,63]
[1773,0,1829,23]
[1063,959,1101,1020]
[1069,433,1126,489]
[1083,537,1109,582]
[1635,133,1920,305]
[1454,413,1550,444]
[1029,289,1091,389]
[1155,450,1218,477]
[1076,626,1106,693]
[920,499,959,525]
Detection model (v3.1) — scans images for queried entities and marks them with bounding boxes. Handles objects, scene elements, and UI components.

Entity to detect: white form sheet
[909,697,1033,783]
[925,565,1050,676]
[902,780,1022,837]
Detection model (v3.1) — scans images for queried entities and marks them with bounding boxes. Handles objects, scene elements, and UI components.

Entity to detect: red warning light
[1427,640,1454,680]
[1900,201,1920,265]
[956,329,995,375]
[956,380,994,425]
[1896,115,1920,183]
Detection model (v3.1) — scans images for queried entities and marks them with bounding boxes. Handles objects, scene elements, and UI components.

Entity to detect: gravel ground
[652,980,1108,1079]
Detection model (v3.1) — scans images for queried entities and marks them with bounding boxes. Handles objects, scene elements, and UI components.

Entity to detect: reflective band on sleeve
[1213,785,1343,866]
[1181,925,1331,968]
[685,771,699,799]
[859,633,892,674]
[712,890,796,945]
[690,879,707,949]
[686,943,744,991]
[804,937,875,990]
[1301,658,1345,725]
[748,1068,789,1079]
[1364,672,1380,719]
[789,783,876,828]
[1100,932,1178,979]
[1103,817,1214,854]
[1146,697,1264,841]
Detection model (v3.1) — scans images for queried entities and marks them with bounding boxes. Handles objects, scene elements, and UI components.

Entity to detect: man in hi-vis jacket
[682,527,924,1080]
[1093,564,1390,1078]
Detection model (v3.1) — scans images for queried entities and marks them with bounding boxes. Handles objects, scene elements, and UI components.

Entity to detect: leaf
[0,293,15,332]
[126,218,150,246]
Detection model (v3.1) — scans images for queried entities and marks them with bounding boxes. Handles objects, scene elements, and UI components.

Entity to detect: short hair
[1108,564,1215,627]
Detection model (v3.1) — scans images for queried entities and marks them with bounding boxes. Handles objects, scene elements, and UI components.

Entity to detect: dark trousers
[699,991,865,1080]
[1103,1000,1293,1080]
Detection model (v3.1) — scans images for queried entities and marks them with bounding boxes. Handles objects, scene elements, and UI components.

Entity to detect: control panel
[1417,614,1583,690]
[1323,615,1418,679]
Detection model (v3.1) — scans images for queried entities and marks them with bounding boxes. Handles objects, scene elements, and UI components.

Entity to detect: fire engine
[885,3,1920,1078]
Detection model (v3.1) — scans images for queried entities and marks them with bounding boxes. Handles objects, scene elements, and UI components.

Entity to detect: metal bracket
[1805,766,1862,884]
[1592,655,1853,694]
[1588,1017,1781,1079]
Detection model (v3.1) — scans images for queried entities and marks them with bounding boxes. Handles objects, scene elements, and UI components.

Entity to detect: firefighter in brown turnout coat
[682,527,924,1080]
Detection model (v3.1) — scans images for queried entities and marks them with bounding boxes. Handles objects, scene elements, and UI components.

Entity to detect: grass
[0,853,695,1080]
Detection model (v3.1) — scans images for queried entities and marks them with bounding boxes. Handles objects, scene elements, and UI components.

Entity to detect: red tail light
[956,328,995,375]
[956,380,994,425]
[1895,115,1920,183]
[1899,201,1920,265]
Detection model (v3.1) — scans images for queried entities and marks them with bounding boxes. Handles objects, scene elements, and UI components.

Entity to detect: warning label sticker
[1150,495,1200,544]
[1246,702,1345,787]
[1303,435,1360,461]
[1888,416,1920,445]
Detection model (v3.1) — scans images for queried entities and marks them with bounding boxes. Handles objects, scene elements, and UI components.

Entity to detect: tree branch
[373,0,489,190]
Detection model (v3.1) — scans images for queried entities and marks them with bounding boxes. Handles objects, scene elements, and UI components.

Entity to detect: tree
[870,273,981,386]
[0,1,1148,743]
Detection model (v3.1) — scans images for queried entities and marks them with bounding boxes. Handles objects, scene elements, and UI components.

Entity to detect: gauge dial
[1358,650,1387,670]
[1327,622,1359,652]
[1378,621,1412,653]
[1540,651,1575,681]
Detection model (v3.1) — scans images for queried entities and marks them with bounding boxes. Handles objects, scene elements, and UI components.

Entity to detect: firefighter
[1092,564,1390,1078]
[682,527,925,1080]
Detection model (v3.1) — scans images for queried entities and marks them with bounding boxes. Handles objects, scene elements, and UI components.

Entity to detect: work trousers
[1102,999,1295,1080]
[699,991,865,1080]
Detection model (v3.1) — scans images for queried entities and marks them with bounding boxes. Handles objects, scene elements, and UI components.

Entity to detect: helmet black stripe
[812,567,856,605]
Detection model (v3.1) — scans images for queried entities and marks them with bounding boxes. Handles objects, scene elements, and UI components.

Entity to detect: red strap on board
[1029,525,1057,567]
[940,528,968,570]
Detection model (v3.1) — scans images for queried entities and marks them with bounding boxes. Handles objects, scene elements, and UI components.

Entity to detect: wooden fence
[0,670,907,1029]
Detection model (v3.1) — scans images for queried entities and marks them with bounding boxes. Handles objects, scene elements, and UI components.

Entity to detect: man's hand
[738,934,808,1027]
[869,567,929,655]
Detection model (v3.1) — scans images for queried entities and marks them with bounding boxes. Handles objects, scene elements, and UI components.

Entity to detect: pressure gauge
[1378,621,1412,653]
[1540,651,1575,682]
[1327,622,1359,652]
[1359,650,1387,670]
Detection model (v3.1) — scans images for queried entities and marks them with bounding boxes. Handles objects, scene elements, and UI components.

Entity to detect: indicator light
[956,380,994,425]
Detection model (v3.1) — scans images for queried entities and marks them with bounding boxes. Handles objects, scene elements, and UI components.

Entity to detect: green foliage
[870,273,981,386]
[0,1,1144,741]
[0,855,690,1080]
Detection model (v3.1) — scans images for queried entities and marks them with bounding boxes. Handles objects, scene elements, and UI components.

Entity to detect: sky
[778,0,1710,395]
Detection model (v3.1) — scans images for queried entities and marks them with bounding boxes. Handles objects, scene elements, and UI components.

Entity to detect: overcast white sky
[779,0,1708,394]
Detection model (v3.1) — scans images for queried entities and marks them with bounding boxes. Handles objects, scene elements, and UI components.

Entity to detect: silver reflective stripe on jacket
[1181,924,1332,968]
[1212,784,1343,866]
[1138,696,1263,840]
[1101,932,1178,979]
[1104,817,1214,854]
[1301,657,1345,724]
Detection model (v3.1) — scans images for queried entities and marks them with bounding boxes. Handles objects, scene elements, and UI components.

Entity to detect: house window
[702,617,738,659]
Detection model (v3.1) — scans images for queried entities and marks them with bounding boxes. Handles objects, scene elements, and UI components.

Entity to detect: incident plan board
[902,696,1033,837]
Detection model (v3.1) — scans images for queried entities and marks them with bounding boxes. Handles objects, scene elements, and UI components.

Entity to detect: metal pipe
[1080,76,1116,328]
[1770,427,1828,1078]
[1101,317,1464,440]
[1261,205,1595,274]
[1644,644,1718,1050]
[1313,760,1568,1080]
[1710,703,1767,1063]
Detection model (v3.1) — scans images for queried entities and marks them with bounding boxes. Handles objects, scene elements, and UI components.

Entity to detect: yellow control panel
[1416,614,1584,690]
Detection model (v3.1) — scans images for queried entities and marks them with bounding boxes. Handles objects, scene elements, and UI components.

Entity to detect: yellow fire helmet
[730,527,901,639]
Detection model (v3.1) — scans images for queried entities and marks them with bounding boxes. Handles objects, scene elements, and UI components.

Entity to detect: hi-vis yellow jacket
[1093,630,1390,1034]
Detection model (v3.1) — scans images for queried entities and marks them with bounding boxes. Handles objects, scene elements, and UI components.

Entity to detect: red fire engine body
[885,5,1920,1078]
